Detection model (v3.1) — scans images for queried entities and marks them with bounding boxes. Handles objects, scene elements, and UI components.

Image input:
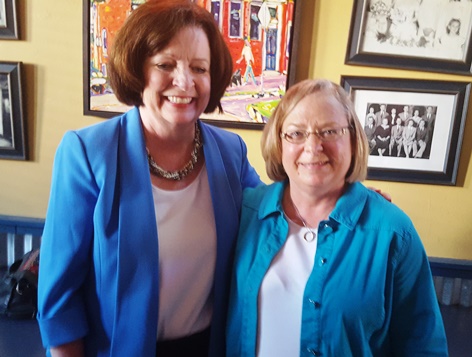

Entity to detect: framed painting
[346,0,472,75]
[341,76,470,185]
[83,0,301,130]
[0,0,18,40]
[0,62,26,160]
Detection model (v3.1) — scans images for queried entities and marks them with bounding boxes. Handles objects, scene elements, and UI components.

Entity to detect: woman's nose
[304,133,323,152]
[172,68,194,91]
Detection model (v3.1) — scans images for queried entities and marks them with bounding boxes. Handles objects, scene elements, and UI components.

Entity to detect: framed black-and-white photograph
[346,0,472,75]
[0,62,26,160]
[341,76,470,185]
[0,0,18,40]
[83,0,301,130]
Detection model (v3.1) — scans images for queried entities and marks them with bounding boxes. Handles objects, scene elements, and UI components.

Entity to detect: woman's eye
[155,63,173,71]
[192,67,208,74]
[289,131,304,138]
[322,129,337,136]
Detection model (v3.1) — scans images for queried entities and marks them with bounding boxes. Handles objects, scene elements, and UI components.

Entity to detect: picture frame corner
[0,60,27,161]
[0,0,20,41]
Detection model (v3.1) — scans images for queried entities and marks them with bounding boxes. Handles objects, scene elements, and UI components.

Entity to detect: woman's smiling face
[281,92,352,195]
[141,26,211,126]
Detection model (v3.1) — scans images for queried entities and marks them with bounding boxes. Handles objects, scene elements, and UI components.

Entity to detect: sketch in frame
[0,0,19,40]
[0,62,26,160]
[84,0,299,130]
[341,76,470,185]
[346,0,472,75]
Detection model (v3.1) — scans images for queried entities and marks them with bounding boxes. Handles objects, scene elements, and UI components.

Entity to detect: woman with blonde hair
[227,79,447,356]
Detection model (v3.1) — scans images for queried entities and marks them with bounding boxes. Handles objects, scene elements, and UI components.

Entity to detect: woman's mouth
[167,96,193,104]
[300,160,329,168]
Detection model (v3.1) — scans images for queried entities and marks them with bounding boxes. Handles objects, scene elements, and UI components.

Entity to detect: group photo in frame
[0,0,18,40]
[83,0,300,130]
[346,0,472,75]
[341,76,470,185]
[0,61,26,160]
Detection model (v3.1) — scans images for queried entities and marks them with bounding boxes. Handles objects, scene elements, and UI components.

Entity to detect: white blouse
[257,215,318,357]
[152,165,216,340]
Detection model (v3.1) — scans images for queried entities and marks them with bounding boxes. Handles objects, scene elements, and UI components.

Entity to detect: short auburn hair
[261,79,369,183]
[108,0,233,113]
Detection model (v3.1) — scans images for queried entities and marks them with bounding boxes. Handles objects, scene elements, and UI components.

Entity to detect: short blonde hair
[261,79,369,182]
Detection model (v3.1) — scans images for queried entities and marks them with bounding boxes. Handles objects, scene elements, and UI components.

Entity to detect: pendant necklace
[292,199,317,243]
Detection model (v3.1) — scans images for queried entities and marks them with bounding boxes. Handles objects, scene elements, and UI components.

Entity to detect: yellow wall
[0,0,471,259]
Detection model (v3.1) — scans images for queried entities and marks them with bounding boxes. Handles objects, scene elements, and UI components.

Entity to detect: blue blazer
[37,107,261,356]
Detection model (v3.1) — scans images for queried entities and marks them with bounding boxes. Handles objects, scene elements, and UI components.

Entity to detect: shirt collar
[257,181,368,231]
[257,180,286,220]
[329,182,368,230]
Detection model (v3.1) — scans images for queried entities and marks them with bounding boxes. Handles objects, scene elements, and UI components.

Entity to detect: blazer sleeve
[37,130,98,348]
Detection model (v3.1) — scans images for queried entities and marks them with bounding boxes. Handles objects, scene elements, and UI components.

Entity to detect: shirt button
[308,299,321,308]
[307,348,321,356]
[320,257,327,265]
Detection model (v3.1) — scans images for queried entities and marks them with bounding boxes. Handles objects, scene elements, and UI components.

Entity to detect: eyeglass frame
[280,126,353,144]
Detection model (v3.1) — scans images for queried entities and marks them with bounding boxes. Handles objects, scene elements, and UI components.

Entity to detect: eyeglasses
[280,126,352,144]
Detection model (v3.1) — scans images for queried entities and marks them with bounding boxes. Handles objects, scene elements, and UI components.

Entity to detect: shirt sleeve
[389,228,448,356]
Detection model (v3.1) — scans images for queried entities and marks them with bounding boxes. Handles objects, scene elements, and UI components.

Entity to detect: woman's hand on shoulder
[368,187,392,202]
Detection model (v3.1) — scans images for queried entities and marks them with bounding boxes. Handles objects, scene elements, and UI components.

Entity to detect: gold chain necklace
[146,124,202,181]
[292,199,317,243]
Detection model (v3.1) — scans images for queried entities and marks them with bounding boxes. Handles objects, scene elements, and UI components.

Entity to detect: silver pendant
[303,230,316,243]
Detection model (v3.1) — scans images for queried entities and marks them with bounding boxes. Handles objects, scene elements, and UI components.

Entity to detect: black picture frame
[341,75,470,185]
[0,61,26,160]
[83,0,302,130]
[346,0,472,75]
[0,0,18,40]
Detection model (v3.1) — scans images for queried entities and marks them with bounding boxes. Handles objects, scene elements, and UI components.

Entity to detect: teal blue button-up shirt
[227,181,447,356]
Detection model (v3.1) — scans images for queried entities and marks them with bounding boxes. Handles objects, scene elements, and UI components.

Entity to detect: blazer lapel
[112,107,160,355]
[200,123,240,356]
